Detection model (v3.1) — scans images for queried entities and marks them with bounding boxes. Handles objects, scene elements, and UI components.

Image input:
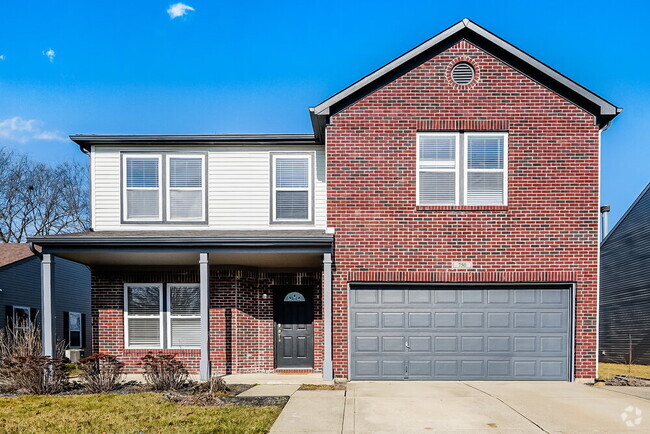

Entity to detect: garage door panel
[350,286,571,380]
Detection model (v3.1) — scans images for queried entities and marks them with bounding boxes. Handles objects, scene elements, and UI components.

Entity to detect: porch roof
[28,230,333,267]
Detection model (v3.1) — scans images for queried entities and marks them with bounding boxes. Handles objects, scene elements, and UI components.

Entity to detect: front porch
[29,230,334,381]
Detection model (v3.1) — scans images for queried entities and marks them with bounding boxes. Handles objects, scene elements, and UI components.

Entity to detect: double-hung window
[123,155,162,221]
[167,284,201,348]
[417,132,507,205]
[123,153,206,222]
[124,284,163,348]
[167,155,205,221]
[124,283,200,349]
[272,154,312,222]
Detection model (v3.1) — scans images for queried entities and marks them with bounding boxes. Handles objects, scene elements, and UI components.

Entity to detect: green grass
[599,363,650,380]
[0,393,282,433]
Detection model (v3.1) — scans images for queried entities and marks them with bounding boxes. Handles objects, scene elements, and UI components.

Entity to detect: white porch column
[199,252,211,381]
[41,254,55,357]
[322,253,333,381]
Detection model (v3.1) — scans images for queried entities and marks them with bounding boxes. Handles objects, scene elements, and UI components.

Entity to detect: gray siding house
[600,183,650,364]
[0,244,91,353]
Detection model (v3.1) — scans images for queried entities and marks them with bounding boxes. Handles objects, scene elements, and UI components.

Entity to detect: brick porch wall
[327,40,600,379]
[91,266,322,375]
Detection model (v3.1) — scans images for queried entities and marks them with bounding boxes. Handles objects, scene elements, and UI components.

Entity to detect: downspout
[29,242,43,260]
[600,205,610,241]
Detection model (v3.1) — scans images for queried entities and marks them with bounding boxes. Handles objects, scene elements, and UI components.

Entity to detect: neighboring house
[0,243,91,353]
[600,183,650,364]
[30,19,621,381]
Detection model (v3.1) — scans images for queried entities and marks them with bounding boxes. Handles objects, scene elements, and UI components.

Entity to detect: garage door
[350,286,571,380]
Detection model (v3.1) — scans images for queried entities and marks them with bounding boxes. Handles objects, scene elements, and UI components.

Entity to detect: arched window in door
[284,291,305,302]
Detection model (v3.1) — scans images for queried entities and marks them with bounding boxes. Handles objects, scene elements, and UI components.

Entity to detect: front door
[275,287,314,368]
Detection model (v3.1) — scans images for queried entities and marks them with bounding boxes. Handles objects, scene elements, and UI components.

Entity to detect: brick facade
[91,266,322,374]
[326,40,600,379]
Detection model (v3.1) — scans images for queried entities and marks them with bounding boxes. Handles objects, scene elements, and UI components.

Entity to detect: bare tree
[0,147,89,242]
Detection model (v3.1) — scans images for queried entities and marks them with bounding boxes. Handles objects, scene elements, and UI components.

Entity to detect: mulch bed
[1,380,289,407]
[602,375,650,386]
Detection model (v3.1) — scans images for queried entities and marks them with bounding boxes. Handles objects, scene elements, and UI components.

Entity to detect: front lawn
[0,392,281,433]
[599,362,650,380]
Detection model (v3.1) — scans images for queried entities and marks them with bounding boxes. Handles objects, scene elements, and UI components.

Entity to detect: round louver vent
[451,62,474,85]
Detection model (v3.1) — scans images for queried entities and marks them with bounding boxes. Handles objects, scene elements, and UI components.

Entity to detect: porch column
[199,252,211,380]
[41,254,55,357]
[322,253,333,381]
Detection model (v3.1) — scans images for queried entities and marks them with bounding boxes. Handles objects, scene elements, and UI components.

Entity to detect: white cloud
[167,2,194,19]
[0,117,66,143]
[0,55,4,61]
[42,48,55,63]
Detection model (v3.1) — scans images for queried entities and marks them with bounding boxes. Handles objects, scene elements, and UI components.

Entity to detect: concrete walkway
[269,381,650,433]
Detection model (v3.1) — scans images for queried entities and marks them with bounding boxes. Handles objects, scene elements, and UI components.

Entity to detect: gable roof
[309,18,621,141]
[602,182,650,246]
[0,243,37,269]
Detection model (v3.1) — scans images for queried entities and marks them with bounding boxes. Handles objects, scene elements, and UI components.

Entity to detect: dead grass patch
[599,363,650,380]
[0,392,281,433]
[298,384,346,391]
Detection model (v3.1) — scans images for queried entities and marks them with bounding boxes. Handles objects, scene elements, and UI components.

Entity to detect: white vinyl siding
[167,284,200,348]
[123,155,162,221]
[417,132,507,206]
[124,284,163,348]
[272,154,312,222]
[166,155,205,221]
[92,145,326,230]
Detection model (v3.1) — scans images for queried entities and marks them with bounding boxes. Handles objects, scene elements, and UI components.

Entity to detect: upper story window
[167,156,205,221]
[272,153,313,223]
[125,156,162,221]
[122,153,205,223]
[417,132,507,206]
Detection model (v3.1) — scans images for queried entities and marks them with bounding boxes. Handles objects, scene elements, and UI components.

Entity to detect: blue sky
[0,0,648,225]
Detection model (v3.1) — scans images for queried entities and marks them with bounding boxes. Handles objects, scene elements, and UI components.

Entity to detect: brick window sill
[416,205,508,211]
[123,348,200,356]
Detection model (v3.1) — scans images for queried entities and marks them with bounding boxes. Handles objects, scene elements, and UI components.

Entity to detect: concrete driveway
[272,381,650,433]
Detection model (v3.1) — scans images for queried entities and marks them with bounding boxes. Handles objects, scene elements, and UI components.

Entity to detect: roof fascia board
[71,134,320,151]
[29,236,333,247]
[313,20,466,115]
[313,19,619,122]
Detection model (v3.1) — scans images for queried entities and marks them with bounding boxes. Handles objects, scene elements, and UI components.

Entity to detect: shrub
[141,352,189,391]
[0,318,67,394]
[1,355,68,394]
[79,353,124,393]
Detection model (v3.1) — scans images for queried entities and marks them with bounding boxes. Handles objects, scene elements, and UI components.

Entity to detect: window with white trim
[124,284,163,348]
[68,312,82,349]
[166,155,205,221]
[124,283,200,349]
[272,154,312,222]
[13,306,30,331]
[167,284,201,348]
[417,132,507,205]
[123,155,162,221]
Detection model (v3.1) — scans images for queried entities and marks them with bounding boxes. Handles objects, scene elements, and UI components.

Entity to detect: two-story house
[31,19,620,382]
